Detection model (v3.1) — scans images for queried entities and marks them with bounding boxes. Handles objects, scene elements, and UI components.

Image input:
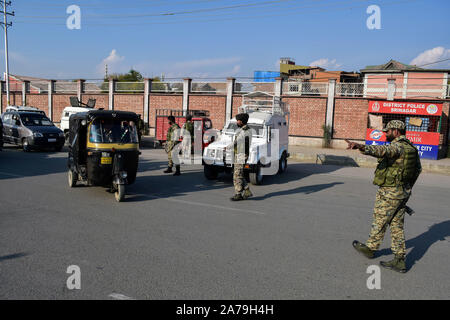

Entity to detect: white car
[203,92,290,185]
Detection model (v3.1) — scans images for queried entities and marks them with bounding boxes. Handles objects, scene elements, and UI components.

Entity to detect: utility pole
[0,0,14,106]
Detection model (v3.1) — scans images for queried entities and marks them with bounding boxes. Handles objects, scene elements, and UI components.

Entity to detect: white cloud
[309,58,342,70]
[410,47,450,68]
[96,49,127,76]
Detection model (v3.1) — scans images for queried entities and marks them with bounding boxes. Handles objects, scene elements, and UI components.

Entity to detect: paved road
[0,146,449,299]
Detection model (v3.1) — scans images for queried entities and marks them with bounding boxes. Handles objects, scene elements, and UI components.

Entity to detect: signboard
[365,129,440,159]
[369,101,443,116]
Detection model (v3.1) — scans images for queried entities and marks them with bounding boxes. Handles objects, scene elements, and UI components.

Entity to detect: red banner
[366,129,440,145]
[369,100,443,116]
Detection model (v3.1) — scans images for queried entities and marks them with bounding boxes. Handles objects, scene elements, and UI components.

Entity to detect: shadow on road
[0,145,68,180]
[0,252,29,262]
[127,162,344,202]
[376,220,450,271]
[251,182,344,200]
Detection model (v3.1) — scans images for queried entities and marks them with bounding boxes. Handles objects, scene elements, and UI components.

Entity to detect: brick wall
[113,94,144,115]
[232,96,243,118]
[2,93,23,109]
[282,96,327,137]
[149,94,183,128]
[26,94,49,113]
[52,94,73,122]
[333,98,369,140]
[189,94,227,129]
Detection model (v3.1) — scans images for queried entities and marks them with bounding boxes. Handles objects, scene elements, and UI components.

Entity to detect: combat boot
[352,240,375,259]
[380,256,407,273]
[230,194,244,201]
[242,188,253,200]
[163,167,173,173]
[173,165,181,176]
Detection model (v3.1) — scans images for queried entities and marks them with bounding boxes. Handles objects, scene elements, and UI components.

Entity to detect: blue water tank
[254,71,280,82]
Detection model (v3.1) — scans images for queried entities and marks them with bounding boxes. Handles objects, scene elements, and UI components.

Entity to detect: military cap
[235,113,249,124]
[383,120,405,132]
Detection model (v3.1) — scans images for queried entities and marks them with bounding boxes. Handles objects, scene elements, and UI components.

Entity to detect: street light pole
[1,0,14,107]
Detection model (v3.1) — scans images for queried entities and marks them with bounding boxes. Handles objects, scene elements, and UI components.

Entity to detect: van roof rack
[238,91,289,116]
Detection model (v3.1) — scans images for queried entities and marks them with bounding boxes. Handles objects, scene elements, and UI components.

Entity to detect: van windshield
[224,122,264,137]
[21,114,53,126]
[89,118,138,144]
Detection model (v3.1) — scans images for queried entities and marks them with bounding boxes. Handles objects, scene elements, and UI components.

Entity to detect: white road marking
[0,171,24,178]
[108,293,135,300]
[130,193,265,215]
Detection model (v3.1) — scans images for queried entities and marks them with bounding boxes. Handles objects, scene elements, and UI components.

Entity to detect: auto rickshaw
[67,110,140,202]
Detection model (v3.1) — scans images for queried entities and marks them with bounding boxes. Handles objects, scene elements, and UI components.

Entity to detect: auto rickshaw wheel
[68,169,77,187]
[115,184,126,202]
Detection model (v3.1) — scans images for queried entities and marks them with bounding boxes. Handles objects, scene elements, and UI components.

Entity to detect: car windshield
[21,114,53,126]
[89,118,138,144]
[224,122,264,137]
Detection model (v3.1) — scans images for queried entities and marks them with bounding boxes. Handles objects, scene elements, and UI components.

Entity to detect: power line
[416,57,450,68]
[19,0,298,19]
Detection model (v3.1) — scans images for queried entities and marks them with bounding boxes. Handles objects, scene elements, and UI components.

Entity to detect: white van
[203,92,290,185]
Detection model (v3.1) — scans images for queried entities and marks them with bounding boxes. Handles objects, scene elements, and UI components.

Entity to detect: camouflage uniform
[233,124,251,195]
[165,123,180,168]
[362,122,422,259]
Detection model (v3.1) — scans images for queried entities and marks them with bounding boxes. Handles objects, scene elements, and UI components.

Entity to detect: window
[20,114,53,126]
[89,119,138,144]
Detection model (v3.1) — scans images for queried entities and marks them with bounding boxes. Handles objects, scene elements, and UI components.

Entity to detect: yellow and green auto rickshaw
[67,110,140,201]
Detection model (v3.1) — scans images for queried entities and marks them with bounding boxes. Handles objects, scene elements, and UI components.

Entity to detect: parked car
[5,105,46,115]
[0,117,3,151]
[1,111,65,152]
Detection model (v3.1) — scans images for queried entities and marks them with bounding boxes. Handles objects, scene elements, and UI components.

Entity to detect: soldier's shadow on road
[127,161,344,202]
[376,220,450,271]
[251,182,344,200]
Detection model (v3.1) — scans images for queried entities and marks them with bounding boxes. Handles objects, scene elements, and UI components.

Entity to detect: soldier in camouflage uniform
[164,115,181,176]
[230,113,253,201]
[347,120,421,273]
[181,114,194,161]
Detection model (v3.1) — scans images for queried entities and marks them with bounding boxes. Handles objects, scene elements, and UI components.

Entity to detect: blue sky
[1,0,449,79]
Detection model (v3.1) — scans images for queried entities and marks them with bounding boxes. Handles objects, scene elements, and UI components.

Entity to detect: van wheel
[204,164,218,180]
[115,184,126,202]
[68,169,77,187]
[22,139,30,152]
[278,153,287,174]
[249,164,263,185]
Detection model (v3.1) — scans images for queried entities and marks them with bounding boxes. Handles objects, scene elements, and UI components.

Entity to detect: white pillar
[225,77,235,122]
[77,79,85,101]
[22,80,29,106]
[387,79,396,101]
[183,78,191,116]
[325,79,336,131]
[108,78,116,110]
[144,78,152,125]
[48,80,55,120]
[275,77,282,97]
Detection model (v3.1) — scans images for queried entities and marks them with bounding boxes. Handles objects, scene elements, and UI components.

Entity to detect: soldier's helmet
[383,120,406,132]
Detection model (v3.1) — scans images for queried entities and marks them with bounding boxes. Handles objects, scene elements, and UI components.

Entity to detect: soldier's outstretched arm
[364,143,403,159]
